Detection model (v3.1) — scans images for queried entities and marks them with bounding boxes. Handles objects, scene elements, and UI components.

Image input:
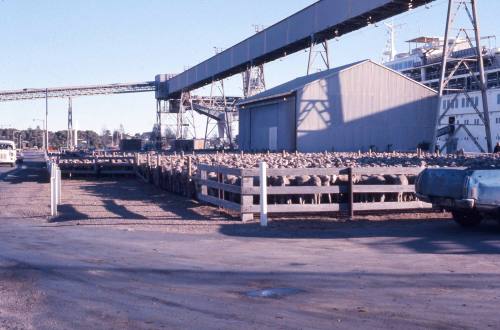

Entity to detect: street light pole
[45,88,49,152]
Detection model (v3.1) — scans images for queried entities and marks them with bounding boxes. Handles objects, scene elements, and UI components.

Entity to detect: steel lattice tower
[433,0,492,153]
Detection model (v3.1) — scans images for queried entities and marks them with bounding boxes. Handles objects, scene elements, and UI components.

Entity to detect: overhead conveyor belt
[156,0,434,100]
[0,82,156,102]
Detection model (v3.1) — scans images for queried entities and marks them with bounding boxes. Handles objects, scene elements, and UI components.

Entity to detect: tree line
[0,127,143,149]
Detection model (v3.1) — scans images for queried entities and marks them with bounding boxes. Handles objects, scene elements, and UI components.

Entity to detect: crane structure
[432,0,493,153]
[155,95,240,149]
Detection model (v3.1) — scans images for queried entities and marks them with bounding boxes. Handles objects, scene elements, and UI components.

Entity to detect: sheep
[356,175,387,203]
[225,174,241,203]
[310,175,323,204]
[293,175,312,204]
[384,174,409,202]
[319,175,333,204]
[54,150,500,208]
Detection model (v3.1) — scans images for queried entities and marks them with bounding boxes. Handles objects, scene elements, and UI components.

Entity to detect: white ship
[384,35,500,153]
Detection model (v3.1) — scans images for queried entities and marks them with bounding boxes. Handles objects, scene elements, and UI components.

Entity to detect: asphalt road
[1,155,500,329]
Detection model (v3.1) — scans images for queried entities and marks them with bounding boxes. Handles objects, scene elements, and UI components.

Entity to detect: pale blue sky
[1,0,498,134]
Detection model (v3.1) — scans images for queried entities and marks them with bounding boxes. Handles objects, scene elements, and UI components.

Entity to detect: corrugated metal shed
[238,60,366,105]
[238,60,438,152]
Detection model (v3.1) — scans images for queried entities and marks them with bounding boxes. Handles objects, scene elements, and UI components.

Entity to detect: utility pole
[67,97,73,150]
[45,88,49,152]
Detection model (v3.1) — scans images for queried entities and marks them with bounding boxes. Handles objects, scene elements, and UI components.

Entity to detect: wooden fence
[52,153,433,222]
[197,164,432,221]
[54,155,137,177]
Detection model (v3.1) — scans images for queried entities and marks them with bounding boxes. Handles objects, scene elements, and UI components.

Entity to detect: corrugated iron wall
[239,61,438,152]
[296,61,437,152]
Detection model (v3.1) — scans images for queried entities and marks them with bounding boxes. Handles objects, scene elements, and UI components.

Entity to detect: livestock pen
[49,150,500,222]
[196,164,431,221]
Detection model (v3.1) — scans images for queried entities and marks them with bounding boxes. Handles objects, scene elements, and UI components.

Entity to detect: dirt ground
[1,155,500,329]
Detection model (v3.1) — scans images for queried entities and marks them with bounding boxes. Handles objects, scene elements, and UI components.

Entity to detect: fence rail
[52,154,137,177]
[197,163,432,223]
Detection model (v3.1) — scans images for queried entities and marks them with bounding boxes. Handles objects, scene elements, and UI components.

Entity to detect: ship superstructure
[384,36,500,153]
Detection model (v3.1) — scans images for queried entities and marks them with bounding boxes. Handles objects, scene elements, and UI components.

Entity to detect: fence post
[50,176,56,216]
[52,164,58,207]
[156,154,162,187]
[50,164,58,217]
[217,165,224,207]
[200,168,207,197]
[134,153,139,175]
[259,161,268,227]
[57,167,62,205]
[348,167,354,218]
[146,153,152,182]
[93,155,98,175]
[187,157,193,197]
[240,173,254,222]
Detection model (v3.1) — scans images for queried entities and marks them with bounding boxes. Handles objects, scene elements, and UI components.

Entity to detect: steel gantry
[432,0,493,153]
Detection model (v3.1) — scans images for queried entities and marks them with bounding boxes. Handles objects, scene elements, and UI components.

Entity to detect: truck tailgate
[417,168,468,200]
[470,170,500,206]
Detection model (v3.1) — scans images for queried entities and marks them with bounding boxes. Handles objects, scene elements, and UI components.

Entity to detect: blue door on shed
[249,97,296,151]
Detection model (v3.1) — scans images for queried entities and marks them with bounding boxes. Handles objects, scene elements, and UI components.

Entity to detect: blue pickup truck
[416,168,500,227]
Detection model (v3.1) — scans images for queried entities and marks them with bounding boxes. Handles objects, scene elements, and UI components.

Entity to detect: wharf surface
[1,153,500,329]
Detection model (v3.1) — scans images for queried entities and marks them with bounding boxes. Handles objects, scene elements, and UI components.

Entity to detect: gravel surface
[2,153,500,329]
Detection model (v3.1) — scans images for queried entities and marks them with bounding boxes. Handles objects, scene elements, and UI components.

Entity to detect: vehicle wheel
[452,210,483,227]
[10,163,15,168]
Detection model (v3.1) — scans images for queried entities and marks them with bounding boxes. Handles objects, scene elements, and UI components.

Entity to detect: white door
[269,126,277,151]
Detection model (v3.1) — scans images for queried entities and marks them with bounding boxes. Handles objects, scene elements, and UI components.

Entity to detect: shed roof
[238,59,436,106]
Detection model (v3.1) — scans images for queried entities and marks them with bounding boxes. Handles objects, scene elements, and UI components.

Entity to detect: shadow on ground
[2,257,500,290]
[218,217,500,254]
[50,178,235,223]
[0,165,48,184]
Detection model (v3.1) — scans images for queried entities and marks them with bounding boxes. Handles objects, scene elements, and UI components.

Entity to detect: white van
[0,140,16,167]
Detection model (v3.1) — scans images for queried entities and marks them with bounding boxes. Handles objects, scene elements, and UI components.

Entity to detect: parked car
[0,140,16,167]
[416,168,500,227]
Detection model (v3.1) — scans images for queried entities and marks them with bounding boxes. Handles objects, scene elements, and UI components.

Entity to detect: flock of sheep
[133,150,500,205]
[53,150,499,206]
